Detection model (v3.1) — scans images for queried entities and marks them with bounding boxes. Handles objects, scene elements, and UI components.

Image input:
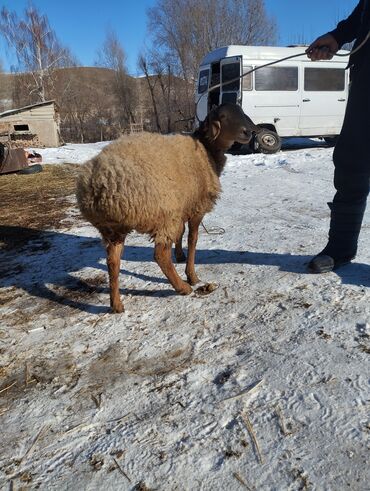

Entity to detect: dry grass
[240,412,264,464]
[0,164,80,249]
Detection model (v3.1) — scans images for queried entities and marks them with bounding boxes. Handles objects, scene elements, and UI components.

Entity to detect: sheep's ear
[200,115,221,141]
[198,116,209,135]
[209,120,221,141]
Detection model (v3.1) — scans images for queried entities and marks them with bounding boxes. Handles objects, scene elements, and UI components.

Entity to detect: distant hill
[0,65,191,112]
[0,66,122,112]
[0,66,194,140]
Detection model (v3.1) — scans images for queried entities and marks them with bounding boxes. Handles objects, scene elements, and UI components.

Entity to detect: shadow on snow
[1,225,369,314]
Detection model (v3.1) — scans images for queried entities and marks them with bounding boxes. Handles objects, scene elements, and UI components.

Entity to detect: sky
[0,0,358,75]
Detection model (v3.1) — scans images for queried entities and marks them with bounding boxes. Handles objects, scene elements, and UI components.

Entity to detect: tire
[324,136,339,147]
[17,164,43,175]
[255,129,281,154]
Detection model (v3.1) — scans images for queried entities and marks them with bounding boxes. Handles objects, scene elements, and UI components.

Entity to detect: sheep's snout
[237,126,254,144]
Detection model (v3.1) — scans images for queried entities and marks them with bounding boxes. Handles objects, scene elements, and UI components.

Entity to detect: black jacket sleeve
[329,0,364,47]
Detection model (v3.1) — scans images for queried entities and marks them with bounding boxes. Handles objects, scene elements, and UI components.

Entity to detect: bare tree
[0,5,76,103]
[146,0,277,123]
[138,51,193,133]
[95,29,137,128]
[55,66,120,143]
[138,54,163,132]
[147,0,278,82]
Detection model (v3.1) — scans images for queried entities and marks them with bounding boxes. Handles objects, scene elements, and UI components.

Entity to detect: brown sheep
[76,104,257,313]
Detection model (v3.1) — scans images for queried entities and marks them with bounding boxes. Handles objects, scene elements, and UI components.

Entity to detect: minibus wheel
[255,129,281,154]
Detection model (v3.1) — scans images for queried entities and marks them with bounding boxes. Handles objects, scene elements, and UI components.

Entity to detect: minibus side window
[304,68,345,91]
[255,66,298,91]
[198,69,210,94]
[242,66,253,90]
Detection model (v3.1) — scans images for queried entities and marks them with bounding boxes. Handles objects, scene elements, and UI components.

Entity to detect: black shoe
[307,254,354,274]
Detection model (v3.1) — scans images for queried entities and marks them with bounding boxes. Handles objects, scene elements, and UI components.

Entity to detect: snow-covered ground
[1,139,369,490]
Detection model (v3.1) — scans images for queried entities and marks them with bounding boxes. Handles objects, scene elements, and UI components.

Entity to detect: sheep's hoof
[194,283,218,296]
[111,303,125,314]
[186,274,201,286]
[177,283,193,295]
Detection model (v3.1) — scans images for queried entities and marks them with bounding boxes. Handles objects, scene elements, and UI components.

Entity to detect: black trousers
[325,58,370,256]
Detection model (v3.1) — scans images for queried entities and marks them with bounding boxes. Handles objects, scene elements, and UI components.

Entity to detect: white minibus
[196,45,350,153]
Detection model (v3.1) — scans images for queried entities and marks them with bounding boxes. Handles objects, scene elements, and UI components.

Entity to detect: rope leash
[198,30,370,236]
[201,222,225,235]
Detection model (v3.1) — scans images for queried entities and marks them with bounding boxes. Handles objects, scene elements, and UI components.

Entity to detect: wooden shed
[0,101,60,148]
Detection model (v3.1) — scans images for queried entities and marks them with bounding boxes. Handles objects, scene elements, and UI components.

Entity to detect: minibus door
[196,64,211,121]
[220,57,242,105]
[299,65,348,135]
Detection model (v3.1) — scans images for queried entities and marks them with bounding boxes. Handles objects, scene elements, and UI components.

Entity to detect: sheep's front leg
[185,216,202,285]
[106,240,124,313]
[175,223,186,263]
[154,242,192,295]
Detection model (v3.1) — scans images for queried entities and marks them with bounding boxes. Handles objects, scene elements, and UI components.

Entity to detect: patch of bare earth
[0,163,80,250]
[0,163,84,326]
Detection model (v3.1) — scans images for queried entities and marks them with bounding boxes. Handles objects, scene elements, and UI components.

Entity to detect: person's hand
[306,33,339,60]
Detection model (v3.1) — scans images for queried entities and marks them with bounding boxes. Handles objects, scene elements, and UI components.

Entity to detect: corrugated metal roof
[0,100,56,118]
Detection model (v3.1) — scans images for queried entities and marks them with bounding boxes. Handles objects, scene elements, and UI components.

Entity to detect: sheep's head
[199,103,259,150]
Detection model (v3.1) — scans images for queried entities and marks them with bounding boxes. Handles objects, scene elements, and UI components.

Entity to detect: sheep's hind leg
[106,237,125,313]
[154,242,192,295]
[185,216,202,285]
[175,223,186,263]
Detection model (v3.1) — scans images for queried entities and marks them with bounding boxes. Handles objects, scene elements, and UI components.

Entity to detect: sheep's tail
[76,161,114,224]
[76,160,137,238]
[76,163,94,219]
